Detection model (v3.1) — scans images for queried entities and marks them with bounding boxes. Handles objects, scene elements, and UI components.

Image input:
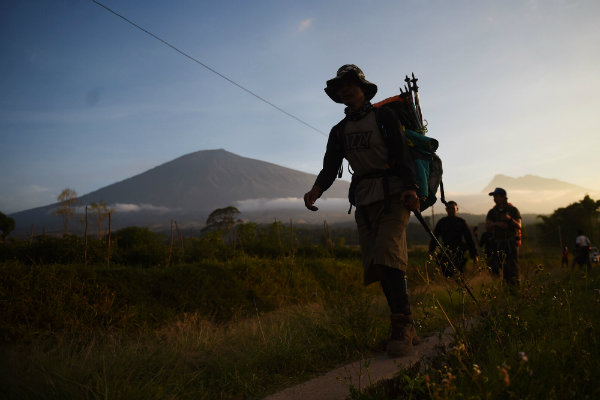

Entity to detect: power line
[90,0,327,137]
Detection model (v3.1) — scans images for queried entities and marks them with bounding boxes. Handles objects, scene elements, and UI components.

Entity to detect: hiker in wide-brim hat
[324,64,378,103]
[305,64,420,358]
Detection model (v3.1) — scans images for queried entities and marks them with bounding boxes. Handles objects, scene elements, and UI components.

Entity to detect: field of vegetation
[0,197,599,399]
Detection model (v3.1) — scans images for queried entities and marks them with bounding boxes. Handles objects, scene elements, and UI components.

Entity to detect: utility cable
[91,0,327,137]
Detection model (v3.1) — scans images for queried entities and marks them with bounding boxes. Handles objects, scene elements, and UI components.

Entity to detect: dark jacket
[486,203,521,242]
[429,216,478,259]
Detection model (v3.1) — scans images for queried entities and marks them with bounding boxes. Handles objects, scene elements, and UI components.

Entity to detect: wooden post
[558,225,563,250]
[175,220,184,261]
[431,204,435,228]
[275,218,282,253]
[107,212,112,268]
[289,218,294,257]
[323,220,334,256]
[84,206,88,266]
[167,219,174,267]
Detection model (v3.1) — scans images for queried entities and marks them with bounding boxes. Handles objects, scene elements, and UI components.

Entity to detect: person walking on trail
[561,245,569,268]
[303,64,420,357]
[572,229,591,269]
[428,201,478,277]
[485,187,522,286]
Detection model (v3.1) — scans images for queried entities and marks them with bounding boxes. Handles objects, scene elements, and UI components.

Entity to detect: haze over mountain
[9,149,598,234]
[443,174,598,216]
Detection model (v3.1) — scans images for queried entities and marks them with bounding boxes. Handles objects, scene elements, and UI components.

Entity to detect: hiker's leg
[489,252,500,276]
[379,266,410,315]
[502,241,519,286]
[358,194,410,285]
[379,266,419,356]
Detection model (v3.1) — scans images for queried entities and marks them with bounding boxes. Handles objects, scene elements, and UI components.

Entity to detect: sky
[1,0,599,214]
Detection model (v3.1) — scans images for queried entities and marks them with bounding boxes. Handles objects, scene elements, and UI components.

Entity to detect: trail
[263,325,458,400]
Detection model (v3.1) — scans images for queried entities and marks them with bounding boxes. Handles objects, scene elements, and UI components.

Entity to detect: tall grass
[2,247,580,399]
[350,262,600,399]
[0,255,394,399]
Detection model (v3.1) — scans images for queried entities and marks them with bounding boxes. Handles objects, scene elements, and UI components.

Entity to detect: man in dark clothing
[304,64,419,357]
[485,187,522,286]
[429,201,478,277]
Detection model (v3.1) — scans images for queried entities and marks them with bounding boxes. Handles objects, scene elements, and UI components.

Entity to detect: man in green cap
[304,64,419,357]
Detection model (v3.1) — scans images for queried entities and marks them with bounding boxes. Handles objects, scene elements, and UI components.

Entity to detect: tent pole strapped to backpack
[374,73,446,212]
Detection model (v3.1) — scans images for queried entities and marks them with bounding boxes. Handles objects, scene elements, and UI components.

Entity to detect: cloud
[297,18,313,32]
[110,203,173,213]
[27,185,51,194]
[236,197,348,211]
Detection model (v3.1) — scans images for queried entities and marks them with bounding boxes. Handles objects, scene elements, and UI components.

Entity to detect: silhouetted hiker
[561,245,569,268]
[485,187,522,286]
[428,201,478,277]
[304,64,420,357]
[572,229,591,269]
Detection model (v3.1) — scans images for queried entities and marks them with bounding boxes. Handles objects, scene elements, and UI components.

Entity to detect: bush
[111,227,169,267]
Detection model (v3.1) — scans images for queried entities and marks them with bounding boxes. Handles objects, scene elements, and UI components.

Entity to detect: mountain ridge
[8,149,598,233]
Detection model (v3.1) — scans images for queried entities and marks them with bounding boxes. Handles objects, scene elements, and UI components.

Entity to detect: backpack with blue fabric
[373,74,445,212]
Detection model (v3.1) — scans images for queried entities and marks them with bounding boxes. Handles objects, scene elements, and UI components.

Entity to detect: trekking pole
[413,209,480,307]
[410,72,424,127]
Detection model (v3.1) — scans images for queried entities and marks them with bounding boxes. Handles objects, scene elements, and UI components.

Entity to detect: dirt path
[263,326,456,400]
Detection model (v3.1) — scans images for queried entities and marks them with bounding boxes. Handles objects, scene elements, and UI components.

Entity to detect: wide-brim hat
[324,64,378,103]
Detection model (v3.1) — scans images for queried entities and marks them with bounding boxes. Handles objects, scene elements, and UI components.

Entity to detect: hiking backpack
[373,74,445,212]
[336,74,445,213]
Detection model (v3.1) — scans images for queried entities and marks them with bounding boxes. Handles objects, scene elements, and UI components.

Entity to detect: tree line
[1,190,598,264]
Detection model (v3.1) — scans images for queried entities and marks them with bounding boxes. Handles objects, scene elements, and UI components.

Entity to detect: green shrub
[111,227,169,267]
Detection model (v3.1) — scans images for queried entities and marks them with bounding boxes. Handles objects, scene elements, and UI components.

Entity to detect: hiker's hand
[304,185,322,211]
[401,190,419,211]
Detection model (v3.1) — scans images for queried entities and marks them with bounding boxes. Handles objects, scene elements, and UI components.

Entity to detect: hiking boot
[386,314,419,357]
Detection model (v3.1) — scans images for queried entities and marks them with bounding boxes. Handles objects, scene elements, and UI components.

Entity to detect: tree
[537,195,600,248]
[0,211,15,241]
[204,207,240,231]
[89,201,112,239]
[52,188,78,234]
[202,206,241,245]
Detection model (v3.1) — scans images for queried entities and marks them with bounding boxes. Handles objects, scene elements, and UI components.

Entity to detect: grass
[349,261,600,399]
[0,255,391,399]
[2,248,591,399]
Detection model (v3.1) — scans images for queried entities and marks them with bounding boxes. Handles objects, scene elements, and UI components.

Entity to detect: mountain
[9,149,352,234]
[482,174,592,194]
[445,174,598,215]
[9,151,598,235]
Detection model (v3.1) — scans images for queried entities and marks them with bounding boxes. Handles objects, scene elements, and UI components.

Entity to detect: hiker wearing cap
[572,229,591,269]
[429,201,478,277]
[485,188,522,286]
[303,64,419,357]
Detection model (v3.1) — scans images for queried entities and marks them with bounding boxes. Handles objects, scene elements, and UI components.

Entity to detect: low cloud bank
[110,203,173,213]
[72,203,173,214]
[237,197,349,212]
